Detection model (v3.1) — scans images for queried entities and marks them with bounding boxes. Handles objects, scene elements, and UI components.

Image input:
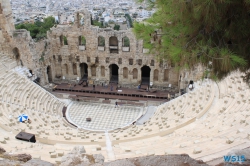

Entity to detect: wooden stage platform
[53,83,174,102]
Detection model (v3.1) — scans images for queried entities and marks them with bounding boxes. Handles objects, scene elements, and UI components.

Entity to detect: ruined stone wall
[0,1,203,89]
[0,1,37,69]
[179,64,205,90]
[0,0,48,84]
[0,0,15,53]
[43,9,180,88]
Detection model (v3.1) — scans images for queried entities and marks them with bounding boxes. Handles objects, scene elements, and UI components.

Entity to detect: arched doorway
[80,63,88,79]
[47,66,52,82]
[141,66,151,85]
[13,47,20,61]
[109,64,119,83]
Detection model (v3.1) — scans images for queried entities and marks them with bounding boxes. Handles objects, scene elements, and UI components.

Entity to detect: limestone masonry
[0,0,203,89]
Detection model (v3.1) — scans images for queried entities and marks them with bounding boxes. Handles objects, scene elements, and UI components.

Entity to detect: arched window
[63,64,68,75]
[123,67,128,79]
[79,13,84,25]
[109,36,118,46]
[73,63,77,75]
[60,35,63,46]
[109,36,118,53]
[77,13,84,27]
[79,36,86,46]
[64,36,68,45]
[164,69,169,81]
[98,36,105,46]
[91,65,96,76]
[133,68,138,79]
[150,60,155,66]
[101,66,105,77]
[154,69,159,81]
[47,66,52,82]
[122,36,130,52]
[122,36,130,47]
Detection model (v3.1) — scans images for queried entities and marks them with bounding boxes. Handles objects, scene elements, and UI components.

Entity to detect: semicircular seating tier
[0,54,249,164]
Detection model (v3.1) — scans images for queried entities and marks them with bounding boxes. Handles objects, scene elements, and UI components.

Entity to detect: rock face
[60,146,105,166]
[0,158,22,166]
[60,146,86,165]
[104,154,208,166]
[0,146,53,166]
[226,148,250,161]
[0,147,6,154]
[0,153,32,162]
[213,148,250,166]
[93,154,105,165]
[0,146,209,166]
[59,150,208,166]
[60,146,88,166]
[22,159,54,166]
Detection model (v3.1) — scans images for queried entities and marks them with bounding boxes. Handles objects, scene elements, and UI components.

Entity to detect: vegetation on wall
[92,20,105,28]
[123,37,130,47]
[114,24,120,31]
[134,0,250,81]
[15,16,55,40]
[80,36,86,45]
[63,36,68,45]
[98,36,105,46]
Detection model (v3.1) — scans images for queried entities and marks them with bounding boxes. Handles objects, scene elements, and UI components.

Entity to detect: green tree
[134,0,250,80]
[125,14,133,28]
[15,16,55,40]
[92,20,104,28]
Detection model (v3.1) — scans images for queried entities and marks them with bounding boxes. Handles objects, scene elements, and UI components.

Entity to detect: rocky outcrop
[0,153,32,162]
[22,159,54,166]
[93,154,105,165]
[0,147,5,154]
[4,146,250,166]
[60,146,104,166]
[60,145,86,165]
[0,146,53,166]
[59,148,208,166]
[215,148,250,166]
[104,154,208,166]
